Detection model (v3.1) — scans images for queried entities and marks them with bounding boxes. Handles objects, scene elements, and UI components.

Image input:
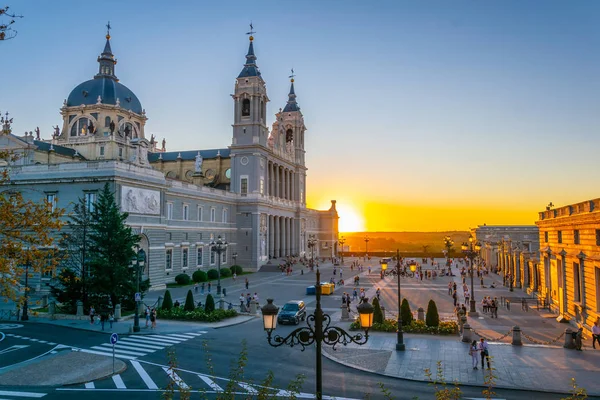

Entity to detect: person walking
[233,272,237,281]
[201,282,205,294]
[89,306,95,325]
[246,293,252,309]
[593,320,600,350]
[493,298,499,318]
[469,340,479,370]
[150,308,157,329]
[145,306,151,327]
[108,311,114,330]
[478,338,490,369]
[208,282,212,293]
[352,288,358,302]
[100,312,106,331]
[245,277,249,289]
[239,294,245,311]
[452,290,458,307]
[194,283,199,293]
[448,282,452,295]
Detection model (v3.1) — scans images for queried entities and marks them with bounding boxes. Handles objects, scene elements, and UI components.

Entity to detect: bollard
[564,328,576,349]
[417,307,425,321]
[341,306,350,321]
[219,299,225,310]
[76,300,84,317]
[459,315,467,335]
[506,300,511,311]
[249,300,258,314]
[381,306,386,321]
[462,323,472,343]
[114,304,122,320]
[301,269,304,275]
[223,288,227,297]
[511,326,522,346]
[157,296,163,309]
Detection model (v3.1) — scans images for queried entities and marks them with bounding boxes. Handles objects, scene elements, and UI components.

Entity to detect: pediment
[0,134,33,151]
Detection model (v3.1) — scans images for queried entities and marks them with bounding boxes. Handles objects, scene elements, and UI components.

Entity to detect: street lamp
[381,251,417,351]
[21,263,30,321]
[232,252,238,266]
[131,247,146,333]
[210,235,228,296]
[261,268,373,400]
[461,236,481,316]
[338,236,346,265]
[308,234,317,267]
[364,235,370,258]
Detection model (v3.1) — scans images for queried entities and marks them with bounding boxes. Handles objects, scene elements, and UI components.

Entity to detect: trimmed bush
[205,294,215,313]
[175,273,191,285]
[184,289,195,312]
[192,270,208,283]
[350,318,457,335]
[372,297,383,324]
[157,308,237,322]
[219,268,232,278]
[207,269,219,280]
[400,298,413,326]
[426,299,440,327]
[230,265,243,275]
[162,290,173,310]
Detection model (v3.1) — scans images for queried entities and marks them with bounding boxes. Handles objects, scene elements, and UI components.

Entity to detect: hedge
[426,299,440,327]
[230,265,243,275]
[162,290,173,310]
[207,269,219,280]
[400,298,413,326]
[157,307,237,322]
[192,270,208,283]
[184,290,195,312]
[350,319,457,335]
[372,297,383,324]
[205,294,215,313]
[175,273,191,285]
[219,268,232,278]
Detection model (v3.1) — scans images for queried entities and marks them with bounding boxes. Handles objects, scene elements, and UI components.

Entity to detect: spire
[238,23,261,78]
[95,22,118,81]
[283,69,300,112]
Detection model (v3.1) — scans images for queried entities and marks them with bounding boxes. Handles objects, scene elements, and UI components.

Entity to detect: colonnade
[267,161,296,201]
[267,215,301,258]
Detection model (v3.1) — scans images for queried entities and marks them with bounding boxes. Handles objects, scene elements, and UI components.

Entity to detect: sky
[2,1,600,232]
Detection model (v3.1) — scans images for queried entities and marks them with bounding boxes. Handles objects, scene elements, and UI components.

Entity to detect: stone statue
[124,125,131,138]
[35,127,40,140]
[88,122,95,134]
[116,98,121,107]
[162,138,166,151]
[109,120,115,135]
[150,134,155,146]
[194,151,203,173]
[53,125,60,138]
[96,95,102,104]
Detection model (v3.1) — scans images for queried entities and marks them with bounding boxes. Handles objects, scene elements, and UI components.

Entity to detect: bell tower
[280,73,306,167]
[231,30,269,147]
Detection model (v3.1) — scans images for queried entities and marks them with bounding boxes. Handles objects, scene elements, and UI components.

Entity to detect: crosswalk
[77,331,207,360]
[0,389,46,398]
[57,359,360,399]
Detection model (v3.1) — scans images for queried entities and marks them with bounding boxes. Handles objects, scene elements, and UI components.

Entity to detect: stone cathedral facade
[0,29,339,291]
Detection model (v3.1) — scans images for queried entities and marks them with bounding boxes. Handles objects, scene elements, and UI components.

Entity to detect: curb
[61,350,127,387]
[213,315,257,329]
[321,350,597,397]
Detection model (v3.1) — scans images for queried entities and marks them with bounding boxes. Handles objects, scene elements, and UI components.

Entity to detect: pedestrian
[253,292,259,303]
[246,293,252,308]
[145,306,150,327]
[575,327,583,351]
[245,277,249,289]
[89,306,95,325]
[453,291,458,307]
[201,282,205,294]
[109,312,114,329]
[368,266,371,275]
[194,283,199,293]
[492,299,498,318]
[593,320,600,350]
[478,338,490,369]
[353,288,358,301]
[340,269,343,279]
[239,294,245,311]
[208,282,212,293]
[100,312,106,331]
[469,340,479,370]
[376,288,381,301]
[233,272,237,280]
[150,308,157,329]
[448,282,452,295]
[521,298,528,312]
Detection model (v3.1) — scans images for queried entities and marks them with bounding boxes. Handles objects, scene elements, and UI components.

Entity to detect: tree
[205,294,215,313]
[49,268,82,314]
[162,290,173,310]
[400,298,413,326]
[372,297,383,324]
[184,290,195,311]
[86,183,140,308]
[0,7,23,41]
[426,299,440,327]
[0,142,64,303]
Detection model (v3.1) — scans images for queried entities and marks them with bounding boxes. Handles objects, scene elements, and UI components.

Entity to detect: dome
[67,77,143,114]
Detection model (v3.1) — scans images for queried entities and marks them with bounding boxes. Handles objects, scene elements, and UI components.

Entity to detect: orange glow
[336,203,365,232]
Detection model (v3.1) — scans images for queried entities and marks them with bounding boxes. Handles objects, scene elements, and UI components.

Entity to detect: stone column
[287,218,292,257]
[515,250,521,288]
[578,253,586,317]
[275,164,279,198]
[274,216,279,258]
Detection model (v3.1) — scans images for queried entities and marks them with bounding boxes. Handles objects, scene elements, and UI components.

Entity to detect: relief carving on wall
[121,185,160,215]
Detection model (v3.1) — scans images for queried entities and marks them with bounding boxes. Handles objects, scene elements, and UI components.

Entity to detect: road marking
[47,342,56,345]
[0,345,29,355]
[0,389,46,397]
[91,346,142,356]
[78,349,137,360]
[124,336,178,345]
[238,382,258,394]
[163,367,189,389]
[130,360,158,390]
[145,335,184,344]
[118,339,165,349]
[112,374,126,389]
[84,382,95,389]
[167,334,196,339]
[98,342,163,352]
[198,375,223,392]
[37,340,47,343]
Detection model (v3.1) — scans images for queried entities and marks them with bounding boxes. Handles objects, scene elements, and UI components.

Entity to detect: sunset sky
[3,1,600,232]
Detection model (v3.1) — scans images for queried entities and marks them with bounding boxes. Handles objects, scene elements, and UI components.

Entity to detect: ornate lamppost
[380,251,417,351]
[261,269,374,400]
[131,247,146,333]
[461,236,481,316]
[364,235,370,258]
[210,235,228,296]
[232,252,238,266]
[307,234,317,267]
[338,236,346,265]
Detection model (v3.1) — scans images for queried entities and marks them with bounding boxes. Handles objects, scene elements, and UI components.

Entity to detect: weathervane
[106,21,111,38]
[246,22,255,40]
[289,68,295,81]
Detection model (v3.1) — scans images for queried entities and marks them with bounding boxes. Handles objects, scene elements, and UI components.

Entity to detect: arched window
[105,116,111,127]
[71,118,90,137]
[242,99,250,117]
[286,129,293,143]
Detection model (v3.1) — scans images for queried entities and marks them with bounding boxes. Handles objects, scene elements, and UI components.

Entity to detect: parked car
[277,300,306,325]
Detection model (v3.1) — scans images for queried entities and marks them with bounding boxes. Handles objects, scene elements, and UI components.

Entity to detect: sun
[337,203,365,232]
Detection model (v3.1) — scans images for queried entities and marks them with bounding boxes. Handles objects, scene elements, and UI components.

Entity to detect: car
[277,300,306,325]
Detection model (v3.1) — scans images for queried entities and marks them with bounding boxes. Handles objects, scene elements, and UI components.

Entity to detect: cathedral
[0,27,339,290]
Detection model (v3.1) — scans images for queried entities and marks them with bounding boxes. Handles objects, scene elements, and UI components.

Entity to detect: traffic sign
[110,333,119,345]
[135,292,141,302]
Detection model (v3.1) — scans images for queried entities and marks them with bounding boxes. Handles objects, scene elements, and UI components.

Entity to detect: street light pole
[338,236,345,265]
[308,234,317,268]
[364,235,369,257]
[232,252,238,266]
[394,250,404,351]
[133,247,146,333]
[21,264,30,321]
[210,235,228,296]
[461,237,481,317]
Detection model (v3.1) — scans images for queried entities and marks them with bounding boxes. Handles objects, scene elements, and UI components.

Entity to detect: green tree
[87,183,140,307]
[426,299,440,327]
[205,293,215,313]
[400,298,413,326]
[49,268,82,314]
[184,289,195,311]
[162,290,173,310]
[372,297,383,324]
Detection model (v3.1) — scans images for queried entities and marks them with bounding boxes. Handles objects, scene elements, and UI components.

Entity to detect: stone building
[536,199,600,333]
[0,28,339,292]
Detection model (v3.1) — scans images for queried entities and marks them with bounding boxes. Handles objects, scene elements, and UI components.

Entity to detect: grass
[166,271,254,288]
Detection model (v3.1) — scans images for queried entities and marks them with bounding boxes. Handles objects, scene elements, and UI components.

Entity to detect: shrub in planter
[230,265,243,275]
[426,299,440,327]
[184,289,195,312]
[175,273,191,285]
[162,290,173,310]
[207,269,219,280]
[400,298,413,326]
[205,294,215,313]
[192,270,208,283]
[372,297,383,324]
[219,268,232,278]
